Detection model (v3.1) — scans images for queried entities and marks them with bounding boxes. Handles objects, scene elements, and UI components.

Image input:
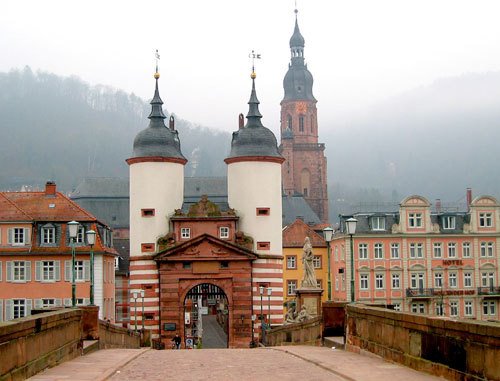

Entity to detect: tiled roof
[0,193,32,221]
[283,218,326,247]
[2,191,97,222]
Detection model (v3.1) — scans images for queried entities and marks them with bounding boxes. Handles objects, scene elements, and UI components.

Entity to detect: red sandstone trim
[126,156,188,165]
[130,255,157,261]
[224,156,285,164]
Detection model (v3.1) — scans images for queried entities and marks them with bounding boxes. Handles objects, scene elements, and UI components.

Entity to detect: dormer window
[219,227,229,239]
[76,225,85,244]
[181,228,191,239]
[442,216,456,230]
[408,213,422,228]
[41,224,56,244]
[371,217,385,231]
[479,213,493,227]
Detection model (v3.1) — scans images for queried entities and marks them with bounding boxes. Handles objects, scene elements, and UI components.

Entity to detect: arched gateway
[155,233,257,348]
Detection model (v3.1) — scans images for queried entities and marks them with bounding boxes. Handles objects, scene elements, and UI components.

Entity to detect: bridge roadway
[29,346,443,381]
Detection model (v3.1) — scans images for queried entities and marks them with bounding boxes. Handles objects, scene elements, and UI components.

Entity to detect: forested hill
[0,67,229,191]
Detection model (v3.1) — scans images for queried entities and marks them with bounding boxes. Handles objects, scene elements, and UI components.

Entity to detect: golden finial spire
[154,49,160,79]
[248,50,261,79]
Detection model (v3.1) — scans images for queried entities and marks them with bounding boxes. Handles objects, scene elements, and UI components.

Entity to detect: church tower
[126,68,187,338]
[280,9,329,222]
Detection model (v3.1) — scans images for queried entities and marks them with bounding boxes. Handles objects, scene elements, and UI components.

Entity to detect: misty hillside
[0,67,229,191]
[327,71,500,215]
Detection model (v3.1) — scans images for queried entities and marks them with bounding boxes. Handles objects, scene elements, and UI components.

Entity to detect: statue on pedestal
[301,237,317,288]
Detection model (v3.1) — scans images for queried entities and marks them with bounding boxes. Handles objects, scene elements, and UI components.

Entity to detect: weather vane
[155,49,160,73]
[248,50,261,76]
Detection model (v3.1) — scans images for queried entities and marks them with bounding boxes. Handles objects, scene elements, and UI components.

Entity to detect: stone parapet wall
[98,320,140,349]
[266,316,322,347]
[345,304,500,381]
[0,309,82,381]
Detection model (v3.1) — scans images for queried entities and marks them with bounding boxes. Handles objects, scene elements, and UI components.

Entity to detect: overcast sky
[2,0,500,134]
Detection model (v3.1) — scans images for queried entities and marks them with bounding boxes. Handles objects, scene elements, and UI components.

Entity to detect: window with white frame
[464,272,472,288]
[479,213,493,228]
[360,274,369,290]
[180,228,190,239]
[219,227,229,239]
[464,301,473,317]
[448,243,456,258]
[358,244,368,260]
[42,261,56,281]
[408,213,422,228]
[41,225,56,244]
[42,299,56,308]
[448,272,457,288]
[411,303,425,314]
[390,243,400,259]
[10,228,29,246]
[287,280,297,296]
[393,303,401,311]
[371,216,386,231]
[375,274,384,289]
[374,243,384,259]
[76,225,85,243]
[10,261,30,282]
[410,273,425,289]
[13,299,26,319]
[286,256,297,269]
[481,272,495,287]
[75,261,85,281]
[480,242,494,257]
[433,243,442,258]
[442,216,456,230]
[436,303,444,316]
[450,301,458,317]
[391,273,400,289]
[483,301,496,316]
[462,242,471,258]
[409,243,424,258]
[313,256,321,269]
[434,272,443,288]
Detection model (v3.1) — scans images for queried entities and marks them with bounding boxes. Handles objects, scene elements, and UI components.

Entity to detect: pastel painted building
[331,194,500,321]
[0,182,117,321]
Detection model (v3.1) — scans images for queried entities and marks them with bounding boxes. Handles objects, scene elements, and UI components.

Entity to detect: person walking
[172,333,182,349]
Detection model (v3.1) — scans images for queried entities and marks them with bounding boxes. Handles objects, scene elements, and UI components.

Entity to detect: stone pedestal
[295,288,323,317]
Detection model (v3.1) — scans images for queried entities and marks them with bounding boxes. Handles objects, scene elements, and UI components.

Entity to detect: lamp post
[132,291,138,333]
[140,289,145,331]
[266,287,272,327]
[67,221,79,307]
[345,218,358,303]
[250,314,256,347]
[86,229,96,305]
[322,226,334,300]
[259,285,264,344]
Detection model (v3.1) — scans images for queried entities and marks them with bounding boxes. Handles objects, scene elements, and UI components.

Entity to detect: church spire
[289,8,305,61]
[246,51,263,128]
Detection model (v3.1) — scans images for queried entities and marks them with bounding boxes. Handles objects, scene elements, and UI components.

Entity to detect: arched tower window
[287,115,293,130]
[299,115,305,132]
[301,169,311,197]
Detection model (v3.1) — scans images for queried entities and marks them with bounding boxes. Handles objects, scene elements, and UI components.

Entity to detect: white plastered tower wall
[227,160,284,326]
[129,160,184,337]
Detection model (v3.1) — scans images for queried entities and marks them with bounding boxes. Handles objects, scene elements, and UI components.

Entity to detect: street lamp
[322,226,334,300]
[132,291,138,333]
[140,289,145,331]
[259,285,264,344]
[266,287,272,327]
[67,220,79,307]
[345,217,358,303]
[86,229,96,305]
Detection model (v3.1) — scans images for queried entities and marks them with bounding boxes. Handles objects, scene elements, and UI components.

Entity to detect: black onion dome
[283,64,316,102]
[131,77,186,160]
[226,77,283,160]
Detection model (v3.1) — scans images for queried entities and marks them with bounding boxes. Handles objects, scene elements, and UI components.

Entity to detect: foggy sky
[2,0,500,135]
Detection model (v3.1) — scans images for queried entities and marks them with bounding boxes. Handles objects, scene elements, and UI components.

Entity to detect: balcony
[477,286,500,297]
[406,288,434,298]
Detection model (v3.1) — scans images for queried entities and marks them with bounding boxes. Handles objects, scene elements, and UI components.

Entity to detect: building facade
[279,10,329,223]
[0,182,116,322]
[331,194,500,321]
[127,68,284,348]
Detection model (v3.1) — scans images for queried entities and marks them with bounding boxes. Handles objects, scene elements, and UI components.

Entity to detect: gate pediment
[155,233,256,262]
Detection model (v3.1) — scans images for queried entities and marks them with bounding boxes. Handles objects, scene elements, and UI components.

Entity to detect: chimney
[45,181,56,196]
[435,199,441,213]
[466,188,472,210]
[238,113,244,129]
